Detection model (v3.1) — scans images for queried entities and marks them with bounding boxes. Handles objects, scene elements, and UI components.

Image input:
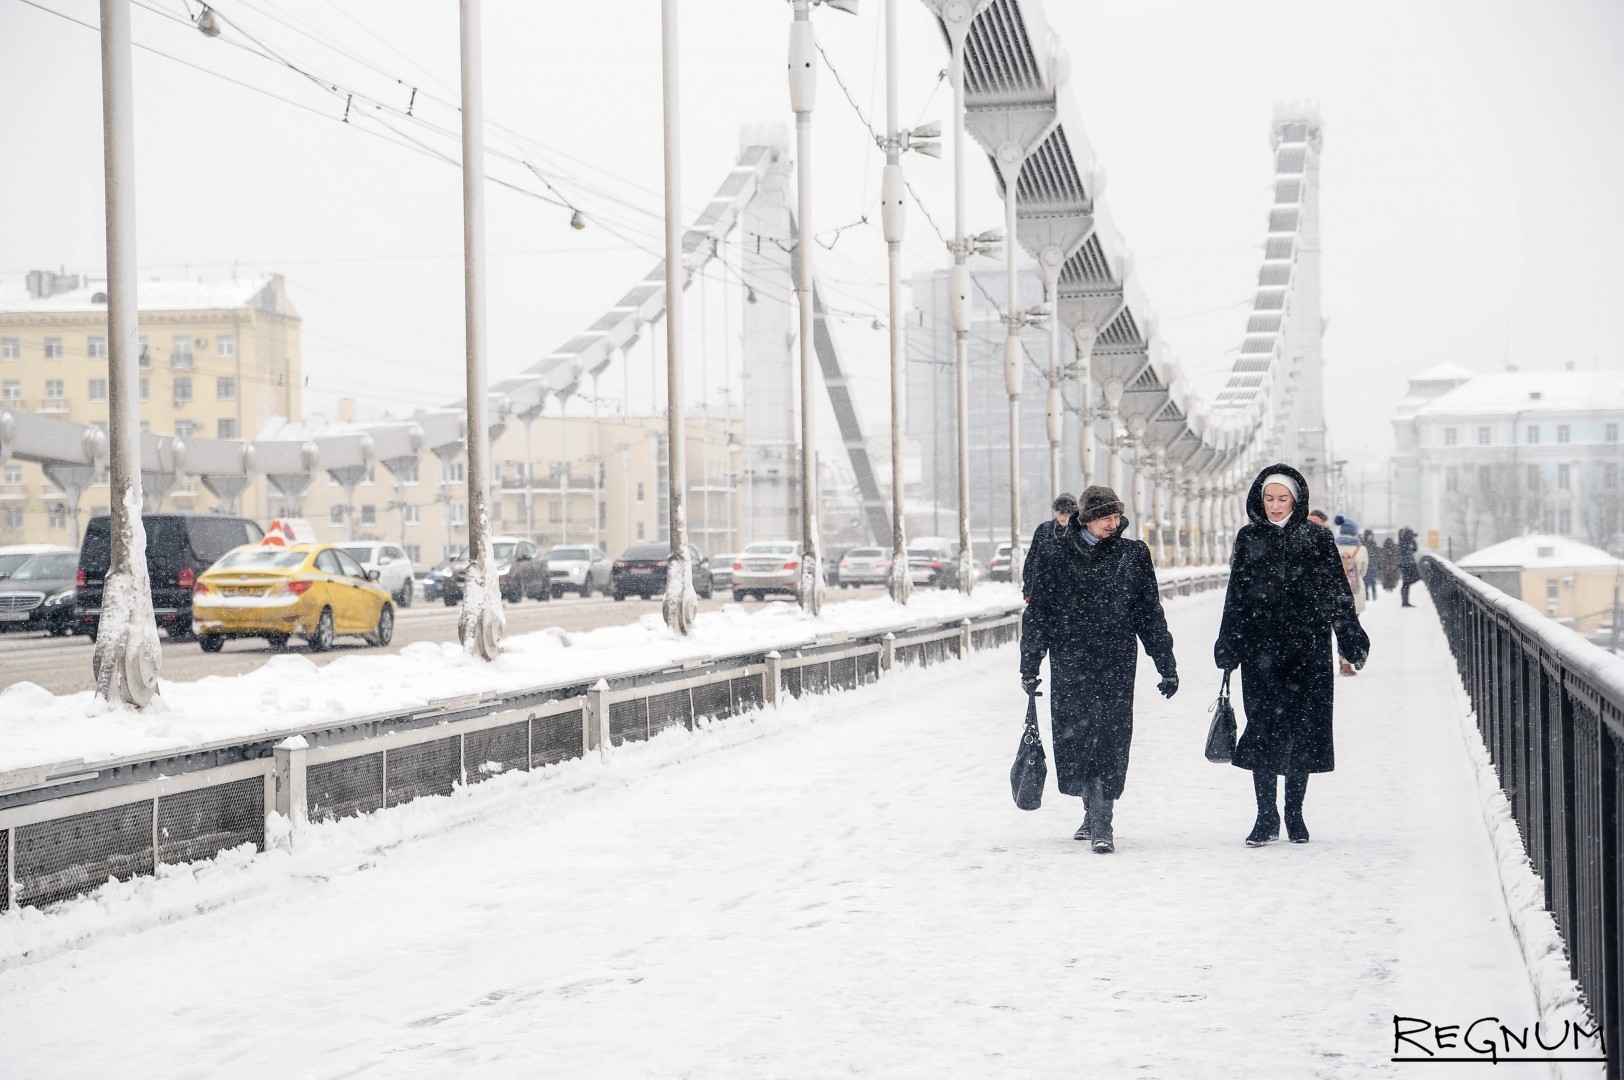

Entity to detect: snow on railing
[1420,554,1619,1075]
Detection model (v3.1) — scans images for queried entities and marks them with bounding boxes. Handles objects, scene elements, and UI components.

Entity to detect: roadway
[0,585,893,696]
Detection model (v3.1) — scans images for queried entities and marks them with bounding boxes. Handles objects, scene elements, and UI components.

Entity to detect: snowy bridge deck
[0,588,1595,1077]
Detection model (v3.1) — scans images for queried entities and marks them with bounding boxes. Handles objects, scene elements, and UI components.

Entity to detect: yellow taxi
[190,542,396,653]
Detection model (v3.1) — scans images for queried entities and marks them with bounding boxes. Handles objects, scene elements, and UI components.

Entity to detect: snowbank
[0,586,1023,777]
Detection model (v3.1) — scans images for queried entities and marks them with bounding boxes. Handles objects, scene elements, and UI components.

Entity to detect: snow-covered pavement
[0,584,1581,1077]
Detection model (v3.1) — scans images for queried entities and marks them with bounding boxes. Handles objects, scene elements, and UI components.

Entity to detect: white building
[1393,365,1624,558]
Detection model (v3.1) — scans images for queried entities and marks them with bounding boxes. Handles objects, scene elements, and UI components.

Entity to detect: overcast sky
[3,0,1621,486]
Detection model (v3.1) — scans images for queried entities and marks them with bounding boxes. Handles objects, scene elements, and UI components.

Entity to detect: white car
[0,543,69,581]
[545,545,611,598]
[835,546,890,587]
[341,542,416,607]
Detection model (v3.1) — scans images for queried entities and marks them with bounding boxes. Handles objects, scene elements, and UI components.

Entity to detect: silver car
[730,540,800,601]
[835,546,890,588]
[546,545,611,598]
[341,543,416,607]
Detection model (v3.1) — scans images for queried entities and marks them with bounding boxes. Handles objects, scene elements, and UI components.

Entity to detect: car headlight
[43,590,73,607]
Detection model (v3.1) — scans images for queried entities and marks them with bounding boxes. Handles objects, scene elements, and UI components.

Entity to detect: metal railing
[0,569,1231,918]
[1422,554,1621,1077]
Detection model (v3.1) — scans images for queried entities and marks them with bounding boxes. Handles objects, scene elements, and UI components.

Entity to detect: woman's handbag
[1010,693,1048,810]
[1205,670,1237,763]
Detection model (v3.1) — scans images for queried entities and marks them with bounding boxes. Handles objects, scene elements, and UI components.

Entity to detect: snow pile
[0,585,1024,776]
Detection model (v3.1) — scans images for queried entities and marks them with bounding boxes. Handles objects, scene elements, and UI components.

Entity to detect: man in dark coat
[1021,492,1077,600]
[1020,484,1179,853]
[1397,527,1421,607]
[1213,464,1370,845]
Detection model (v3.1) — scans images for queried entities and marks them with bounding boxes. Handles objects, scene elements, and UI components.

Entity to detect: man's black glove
[1157,675,1179,699]
[1021,675,1042,697]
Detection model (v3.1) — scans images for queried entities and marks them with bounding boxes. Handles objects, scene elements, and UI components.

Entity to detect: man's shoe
[1091,835,1114,854]
[1073,818,1091,842]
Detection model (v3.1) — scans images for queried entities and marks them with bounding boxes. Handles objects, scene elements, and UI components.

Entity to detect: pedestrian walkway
[0,585,1559,1077]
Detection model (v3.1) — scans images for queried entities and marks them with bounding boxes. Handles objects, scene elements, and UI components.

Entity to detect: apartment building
[0,269,301,542]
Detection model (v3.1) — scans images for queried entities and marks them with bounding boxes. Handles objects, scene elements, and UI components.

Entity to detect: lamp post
[787,0,857,613]
[456,0,503,660]
[92,0,161,706]
[661,0,698,633]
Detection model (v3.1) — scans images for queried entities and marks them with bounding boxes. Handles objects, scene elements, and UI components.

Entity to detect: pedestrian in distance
[1307,509,1330,529]
[1398,527,1422,607]
[1022,492,1077,601]
[1380,537,1401,593]
[1333,515,1369,675]
[1020,484,1179,854]
[1213,465,1370,847]
[1361,528,1381,603]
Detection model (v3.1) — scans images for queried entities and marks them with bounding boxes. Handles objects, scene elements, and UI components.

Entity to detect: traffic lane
[0,587,892,696]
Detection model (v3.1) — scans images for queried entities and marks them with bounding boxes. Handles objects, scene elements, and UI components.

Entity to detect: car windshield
[907,547,944,559]
[493,542,518,560]
[847,548,882,558]
[744,543,797,556]
[216,549,308,570]
[342,546,376,563]
[550,548,590,561]
[9,553,77,580]
[622,544,668,560]
[0,553,37,578]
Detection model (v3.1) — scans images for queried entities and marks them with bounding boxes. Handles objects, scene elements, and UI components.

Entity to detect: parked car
[341,542,416,607]
[76,513,264,640]
[191,542,395,653]
[988,543,1013,582]
[731,540,800,601]
[545,545,612,598]
[709,553,740,591]
[610,543,714,601]
[0,547,79,635]
[439,537,551,605]
[0,543,68,581]
[907,537,972,590]
[835,546,889,588]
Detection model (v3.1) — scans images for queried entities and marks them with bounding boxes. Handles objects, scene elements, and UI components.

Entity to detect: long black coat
[1398,528,1421,585]
[1213,464,1370,776]
[1020,517,1177,799]
[1021,519,1058,599]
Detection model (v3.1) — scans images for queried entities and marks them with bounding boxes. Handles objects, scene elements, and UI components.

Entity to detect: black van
[76,513,263,639]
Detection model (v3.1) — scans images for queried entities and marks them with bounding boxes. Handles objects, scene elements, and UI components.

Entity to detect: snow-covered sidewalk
[0,585,1575,1077]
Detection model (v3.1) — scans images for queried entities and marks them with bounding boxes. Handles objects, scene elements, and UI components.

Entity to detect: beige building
[1457,533,1623,635]
[287,412,745,568]
[0,270,301,541]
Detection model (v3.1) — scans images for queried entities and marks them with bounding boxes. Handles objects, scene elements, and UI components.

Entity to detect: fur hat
[1078,485,1124,522]
[1052,492,1078,513]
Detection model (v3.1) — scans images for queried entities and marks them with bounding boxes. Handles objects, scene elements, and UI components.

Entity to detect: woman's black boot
[1246,771,1280,846]
[1284,773,1310,843]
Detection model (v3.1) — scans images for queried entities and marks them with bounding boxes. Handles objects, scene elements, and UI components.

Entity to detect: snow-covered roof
[0,274,283,315]
[1408,362,1478,384]
[1457,533,1622,571]
[1413,371,1624,419]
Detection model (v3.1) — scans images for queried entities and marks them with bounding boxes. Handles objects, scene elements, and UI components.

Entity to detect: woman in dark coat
[1361,529,1381,602]
[1213,464,1370,846]
[1380,537,1401,592]
[1020,485,1178,853]
[1397,527,1421,607]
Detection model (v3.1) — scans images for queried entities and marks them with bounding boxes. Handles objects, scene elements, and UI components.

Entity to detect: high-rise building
[906,264,1076,550]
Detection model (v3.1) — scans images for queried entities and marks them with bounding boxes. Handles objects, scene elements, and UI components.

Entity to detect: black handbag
[1205,670,1237,763]
[1011,694,1048,810]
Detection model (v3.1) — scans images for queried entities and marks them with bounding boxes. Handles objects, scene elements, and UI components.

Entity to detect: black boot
[1074,808,1090,842]
[1284,773,1310,843]
[1246,770,1280,846]
[1087,778,1115,853]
